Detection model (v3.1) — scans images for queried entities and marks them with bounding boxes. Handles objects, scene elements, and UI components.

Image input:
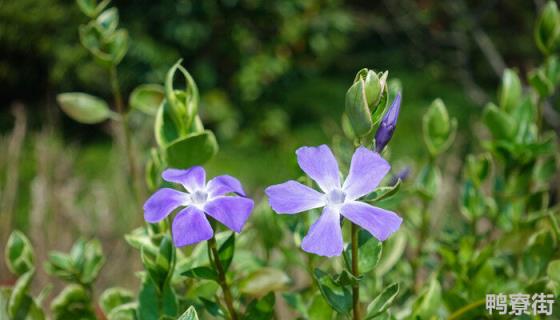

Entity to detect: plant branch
[351,222,360,320]
[109,65,145,204]
[208,236,238,320]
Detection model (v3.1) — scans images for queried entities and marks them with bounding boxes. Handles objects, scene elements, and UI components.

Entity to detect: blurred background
[0,0,549,296]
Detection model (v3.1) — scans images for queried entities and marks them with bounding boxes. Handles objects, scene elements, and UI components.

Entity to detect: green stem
[447,299,485,320]
[109,65,145,204]
[351,222,360,320]
[208,236,237,320]
[412,198,429,292]
[547,210,560,243]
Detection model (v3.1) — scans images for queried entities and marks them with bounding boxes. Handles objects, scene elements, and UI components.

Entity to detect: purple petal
[342,147,390,200]
[265,181,326,214]
[296,145,341,192]
[340,201,402,241]
[144,188,187,223]
[207,175,246,197]
[204,196,254,232]
[162,166,206,192]
[301,206,343,257]
[172,206,214,247]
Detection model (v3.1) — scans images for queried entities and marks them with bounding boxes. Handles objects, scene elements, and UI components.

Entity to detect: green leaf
[165,131,218,168]
[345,76,373,137]
[411,277,441,319]
[282,293,307,317]
[199,297,225,318]
[164,60,200,133]
[376,231,406,276]
[313,268,352,314]
[365,283,399,319]
[137,275,178,320]
[100,287,134,316]
[0,288,11,320]
[240,267,290,297]
[130,84,165,115]
[415,163,441,200]
[242,292,275,320]
[45,252,75,282]
[218,233,235,272]
[181,266,218,282]
[308,292,333,320]
[76,0,110,18]
[137,276,158,320]
[483,103,516,140]
[51,285,95,320]
[178,306,199,320]
[547,260,560,283]
[522,231,555,280]
[465,153,492,186]
[535,1,560,55]
[57,92,114,124]
[96,8,119,34]
[106,303,137,320]
[343,230,382,274]
[107,29,128,65]
[8,268,35,318]
[499,69,522,112]
[81,239,105,284]
[423,99,457,155]
[5,230,35,276]
[363,180,401,203]
[529,67,554,97]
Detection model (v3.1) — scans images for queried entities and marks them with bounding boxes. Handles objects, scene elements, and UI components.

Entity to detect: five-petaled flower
[265,145,402,257]
[144,166,254,247]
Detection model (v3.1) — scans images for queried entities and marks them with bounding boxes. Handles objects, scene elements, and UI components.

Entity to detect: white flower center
[190,190,208,206]
[326,189,346,207]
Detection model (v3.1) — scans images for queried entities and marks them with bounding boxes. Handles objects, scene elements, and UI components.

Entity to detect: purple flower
[144,166,254,247]
[375,93,401,152]
[265,145,402,257]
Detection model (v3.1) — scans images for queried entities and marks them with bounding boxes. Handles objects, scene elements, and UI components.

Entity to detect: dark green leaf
[165,131,218,168]
[181,266,218,282]
[200,297,225,318]
[218,233,235,272]
[242,292,275,320]
[313,268,352,314]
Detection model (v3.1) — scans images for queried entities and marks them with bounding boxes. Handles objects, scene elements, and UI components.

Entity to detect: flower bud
[345,69,385,137]
[374,93,401,152]
[535,1,560,55]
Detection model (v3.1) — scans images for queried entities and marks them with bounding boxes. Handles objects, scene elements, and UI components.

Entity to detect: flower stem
[447,299,485,320]
[208,236,237,320]
[351,222,360,320]
[109,65,145,204]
